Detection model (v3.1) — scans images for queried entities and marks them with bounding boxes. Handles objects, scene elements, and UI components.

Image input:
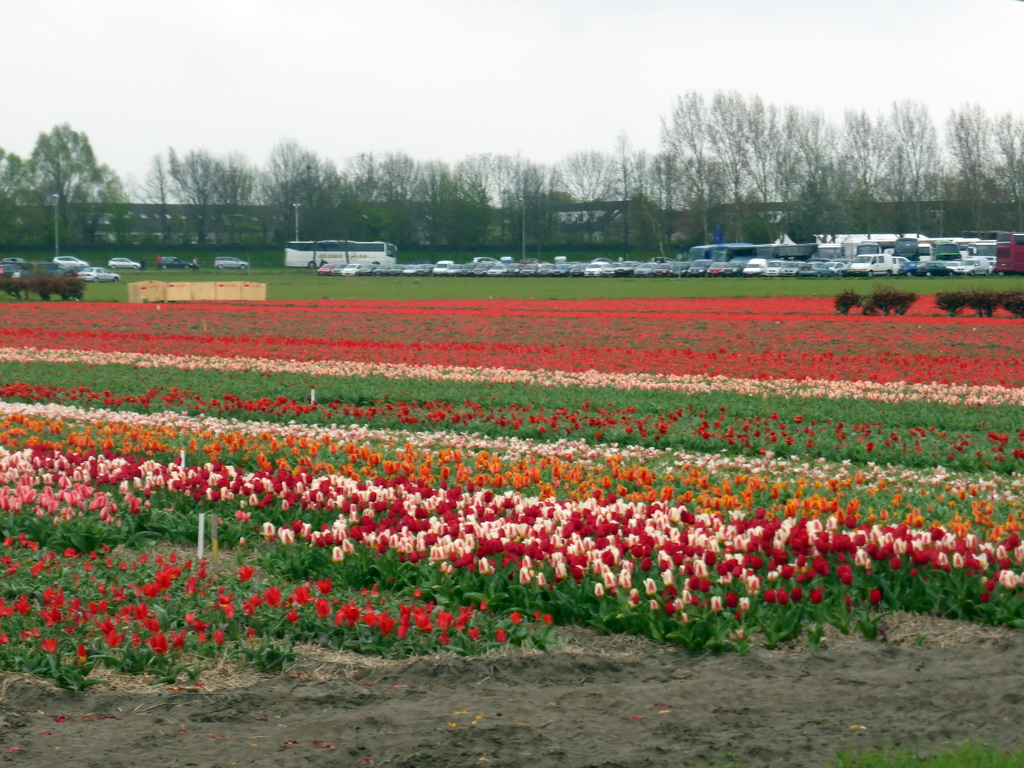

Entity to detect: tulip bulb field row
[1,297,1023,688]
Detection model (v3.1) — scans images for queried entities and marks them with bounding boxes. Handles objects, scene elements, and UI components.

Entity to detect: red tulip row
[0,297,1022,384]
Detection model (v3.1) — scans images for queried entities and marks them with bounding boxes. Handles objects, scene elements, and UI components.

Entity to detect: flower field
[1,296,1024,689]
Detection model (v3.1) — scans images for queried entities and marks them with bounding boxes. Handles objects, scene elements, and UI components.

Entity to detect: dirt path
[0,617,1021,768]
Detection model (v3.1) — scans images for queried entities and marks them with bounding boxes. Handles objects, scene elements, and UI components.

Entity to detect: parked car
[843,253,900,276]
[924,261,955,277]
[157,256,198,270]
[776,261,802,277]
[741,258,771,277]
[332,264,360,276]
[431,261,459,276]
[685,259,713,277]
[965,257,994,275]
[77,266,121,282]
[53,255,89,270]
[214,256,249,270]
[707,260,746,277]
[107,257,142,270]
[316,263,336,276]
[944,260,977,276]
[0,258,27,277]
[29,262,73,276]
[583,262,615,277]
[795,262,837,278]
[401,264,433,276]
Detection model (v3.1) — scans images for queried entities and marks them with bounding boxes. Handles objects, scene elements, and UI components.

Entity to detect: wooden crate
[127,280,167,303]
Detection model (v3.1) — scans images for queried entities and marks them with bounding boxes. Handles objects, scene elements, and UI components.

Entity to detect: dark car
[707,260,747,277]
[685,259,713,277]
[157,256,198,270]
[29,262,73,276]
[925,261,954,277]
[0,261,27,278]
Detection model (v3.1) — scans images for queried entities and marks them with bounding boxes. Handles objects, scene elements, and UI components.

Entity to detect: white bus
[284,240,398,268]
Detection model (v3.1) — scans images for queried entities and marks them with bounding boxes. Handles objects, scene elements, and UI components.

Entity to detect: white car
[53,255,90,269]
[108,257,142,270]
[432,261,459,275]
[964,257,994,275]
[741,258,771,276]
[77,267,120,282]
[583,263,615,277]
[944,260,977,276]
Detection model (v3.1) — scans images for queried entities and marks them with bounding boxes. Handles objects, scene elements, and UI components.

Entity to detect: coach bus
[995,232,1024,274]
[284,240,398,268]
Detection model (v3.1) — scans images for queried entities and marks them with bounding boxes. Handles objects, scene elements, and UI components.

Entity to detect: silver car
[77,267,120,282]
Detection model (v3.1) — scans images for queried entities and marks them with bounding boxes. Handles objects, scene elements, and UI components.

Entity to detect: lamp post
[51,194,59,259]
[292,203,300,242]
[520,196,526,262]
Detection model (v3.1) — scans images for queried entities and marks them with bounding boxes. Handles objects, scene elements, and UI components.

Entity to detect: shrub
[26,276,84,301]
[0,277,28,300]
[833,290,861,315]
[862,286,918,316]
[999,291,1024,318]
[964,290,1000,318]
[26,276,59,300]
[55,277,85,301]
[934,291,970,317]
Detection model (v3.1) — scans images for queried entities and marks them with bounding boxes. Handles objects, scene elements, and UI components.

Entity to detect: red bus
[995,232,1024,274]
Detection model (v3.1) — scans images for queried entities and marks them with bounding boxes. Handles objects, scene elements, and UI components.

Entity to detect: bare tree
[142,154,176,242]
[743,96,780,205]
[786,108,845,241]
[708,91,752,240]
[261,140,345,242]
[217,153,258,242]
[946,103,994,233]
[167,148,223,243]
[661,91,723,243]
[555,150,614,242]
[841,109,889,232]
[884,100,941,234]
[993,112,1024,229]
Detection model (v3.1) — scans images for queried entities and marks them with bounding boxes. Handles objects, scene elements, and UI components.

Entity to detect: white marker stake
[180,449,186,468]
[197,513,206,561]
[311,387,316,405]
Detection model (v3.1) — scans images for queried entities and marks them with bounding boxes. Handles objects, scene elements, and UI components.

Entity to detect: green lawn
[71,270,1024,302]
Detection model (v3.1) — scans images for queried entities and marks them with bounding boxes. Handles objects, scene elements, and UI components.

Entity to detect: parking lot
[312,256,1001,279]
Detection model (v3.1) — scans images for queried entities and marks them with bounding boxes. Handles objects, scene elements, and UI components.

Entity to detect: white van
[843,253,900,276]
[741,258,770,276]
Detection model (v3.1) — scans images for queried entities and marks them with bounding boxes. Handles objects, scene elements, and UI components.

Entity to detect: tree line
[2,92,1023,252]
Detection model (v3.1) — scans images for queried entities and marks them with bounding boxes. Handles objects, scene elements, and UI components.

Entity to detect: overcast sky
[2,0,1020,189]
